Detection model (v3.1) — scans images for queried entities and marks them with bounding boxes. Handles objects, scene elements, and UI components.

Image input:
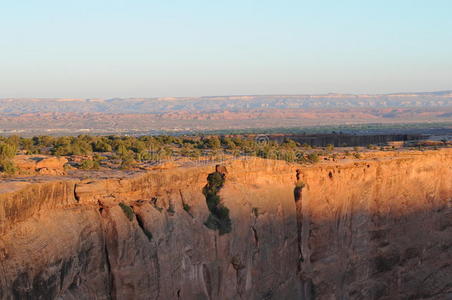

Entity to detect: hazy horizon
[1,89,452,100]
[1,0,452,98]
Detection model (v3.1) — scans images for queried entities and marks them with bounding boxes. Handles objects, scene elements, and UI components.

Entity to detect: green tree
[221,137,236,149]
[92,140,112,152]
[6,135,20,148]
[0,160,16,174]
[0,142,17,160]
[204,137,221,149]
[0,142,17,174]
[281,139,298,149]
[136,150,151,162]
[33,135,54,147]
[20,138,36,154]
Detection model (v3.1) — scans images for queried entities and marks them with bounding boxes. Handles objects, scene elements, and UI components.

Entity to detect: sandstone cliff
[0,150,451,299]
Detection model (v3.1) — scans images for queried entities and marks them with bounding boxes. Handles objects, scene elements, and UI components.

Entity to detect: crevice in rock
[294,171,316,299]
[153,251,161,300]
[150,196,163,213]
[214,235,218,259]
[294,170,305,269]
[166,200,176,216]
[202,264,212,299]
[302,279,314,300]
[251,226,259,249]
[102,225,115,300]
[231,256,245,297]
[217,265,222,297]
[251,207,260,263]
[180,190,193,218]
[73,184,80,202]
[135,213,153,241]
[97,200,104,215]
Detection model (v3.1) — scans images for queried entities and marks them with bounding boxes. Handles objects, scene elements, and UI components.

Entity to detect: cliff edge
[0,149,451,299]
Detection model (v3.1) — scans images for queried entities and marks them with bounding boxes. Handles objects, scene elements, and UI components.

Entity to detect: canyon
[0,149,451,299]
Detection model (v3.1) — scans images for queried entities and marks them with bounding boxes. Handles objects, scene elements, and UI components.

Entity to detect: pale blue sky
[1,0,451,98]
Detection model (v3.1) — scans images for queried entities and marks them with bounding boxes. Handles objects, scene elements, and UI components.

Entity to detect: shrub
[93,140,112,152]
[215,205,230,219]
[119,202,134,221]
[204,209,232,235]
[52,144,72,156]
[204,215,219,230]
[205,194,220,211]
[142,228,153,241]
[136,150,151,162]
[202,137,221,149]
[120,157,136,169]
[282,139,298,149]
[222,137,236,150]
[203,171,231,235]
[353,152,361,159]
[0,142,17,160]
[0,143,17,175]
[281,149,296,162]
[79,159,100,170]
[183,202,192,213]
[0,159,17,174]
[71,140,92,155]
[206,172,224,190]
[307,153,319,163]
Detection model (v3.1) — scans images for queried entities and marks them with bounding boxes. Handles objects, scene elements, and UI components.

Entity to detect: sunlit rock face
[0,150,451,299]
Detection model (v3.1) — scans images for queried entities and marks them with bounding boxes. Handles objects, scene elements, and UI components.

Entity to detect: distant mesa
[0,91,450,135]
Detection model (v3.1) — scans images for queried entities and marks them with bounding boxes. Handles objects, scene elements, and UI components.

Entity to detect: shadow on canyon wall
[1,192,450,300]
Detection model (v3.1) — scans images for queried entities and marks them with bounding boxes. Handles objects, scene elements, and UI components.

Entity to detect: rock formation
[13,155,68,176]
[0,149,451,299]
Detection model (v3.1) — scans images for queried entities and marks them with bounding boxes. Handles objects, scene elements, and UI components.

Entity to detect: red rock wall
[0,150,450,299]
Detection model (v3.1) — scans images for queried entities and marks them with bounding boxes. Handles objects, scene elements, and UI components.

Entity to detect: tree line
[0,134,330,174]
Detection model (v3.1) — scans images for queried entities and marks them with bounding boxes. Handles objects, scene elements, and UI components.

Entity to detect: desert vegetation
[0,133,448,175]
[0,141,17,174]
[119,202,134,221]
[203,171,231,235]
